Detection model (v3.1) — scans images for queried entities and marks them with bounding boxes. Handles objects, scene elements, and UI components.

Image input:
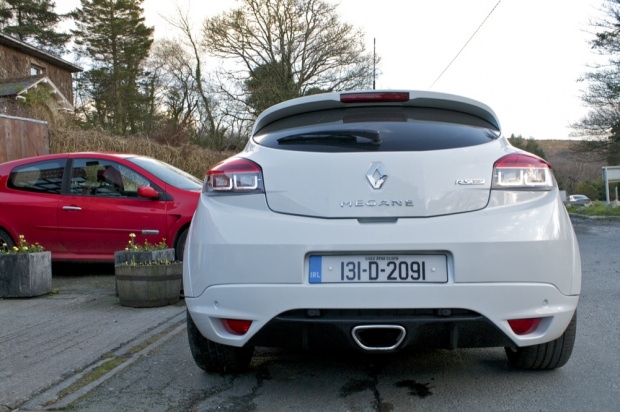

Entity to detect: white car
[184,90,581,373]
[568,194,593,207]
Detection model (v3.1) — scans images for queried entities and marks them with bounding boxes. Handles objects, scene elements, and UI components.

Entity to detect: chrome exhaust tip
[351,324,406,351]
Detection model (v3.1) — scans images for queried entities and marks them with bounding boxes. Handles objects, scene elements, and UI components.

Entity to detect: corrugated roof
[0,76,42,97]
[0,75,73,112]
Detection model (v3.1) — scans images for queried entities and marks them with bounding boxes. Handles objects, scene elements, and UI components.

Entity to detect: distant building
[0,32,82,115]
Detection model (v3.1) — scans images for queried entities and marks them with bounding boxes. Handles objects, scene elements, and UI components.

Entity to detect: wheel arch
[0,227,16,249]
[173,225,190,261]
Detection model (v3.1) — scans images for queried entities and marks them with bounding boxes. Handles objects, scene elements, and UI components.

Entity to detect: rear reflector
[340,91,409,103]
[508,318,542,335]
[222,319,252,335]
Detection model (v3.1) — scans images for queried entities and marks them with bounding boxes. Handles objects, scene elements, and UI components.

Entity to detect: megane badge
[366,162,388,189]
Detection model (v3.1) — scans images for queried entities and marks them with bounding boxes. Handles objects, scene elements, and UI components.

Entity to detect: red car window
[8,159,65,194]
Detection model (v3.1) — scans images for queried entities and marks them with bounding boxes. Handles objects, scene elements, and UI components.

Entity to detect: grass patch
[55,322,182,406]
[54,357,126,402]
[566,201,620,216]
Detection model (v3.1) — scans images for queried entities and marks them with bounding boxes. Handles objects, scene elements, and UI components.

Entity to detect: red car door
[3,158,66,252]
[56,158,168,261]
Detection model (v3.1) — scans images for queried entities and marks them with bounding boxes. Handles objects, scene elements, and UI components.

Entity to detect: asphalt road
[3,217,619,411]
[0,270,186,411]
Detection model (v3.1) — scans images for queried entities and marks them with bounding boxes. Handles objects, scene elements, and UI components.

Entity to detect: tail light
[508,318,542,335]
[204,158,264,194]
[492,153,553,190]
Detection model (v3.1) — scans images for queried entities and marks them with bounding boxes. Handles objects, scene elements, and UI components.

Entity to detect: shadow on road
[52,262,115,276]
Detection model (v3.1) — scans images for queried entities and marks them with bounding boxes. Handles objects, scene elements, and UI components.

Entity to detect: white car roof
[252,90,501,135]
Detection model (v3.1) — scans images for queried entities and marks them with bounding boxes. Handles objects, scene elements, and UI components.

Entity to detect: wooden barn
[0,32,82,162]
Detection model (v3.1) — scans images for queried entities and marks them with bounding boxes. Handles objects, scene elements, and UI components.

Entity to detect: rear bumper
[185,282,578,350]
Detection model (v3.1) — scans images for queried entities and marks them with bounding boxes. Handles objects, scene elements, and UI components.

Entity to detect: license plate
[309,254,448,283]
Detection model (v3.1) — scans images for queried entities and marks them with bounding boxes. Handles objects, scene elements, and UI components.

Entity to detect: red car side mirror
[137,185,160,199]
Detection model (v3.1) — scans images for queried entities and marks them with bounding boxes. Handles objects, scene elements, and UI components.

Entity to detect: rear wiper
[277,130,382,145]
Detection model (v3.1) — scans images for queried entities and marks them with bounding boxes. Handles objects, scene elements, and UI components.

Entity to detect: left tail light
[492,153,554,190]
[204,158,264,194]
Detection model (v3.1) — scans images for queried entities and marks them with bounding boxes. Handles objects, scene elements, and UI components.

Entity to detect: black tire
[0,229,15,252]
[505,312,577,370]
[186,310,254,374]
[175,228,188,262]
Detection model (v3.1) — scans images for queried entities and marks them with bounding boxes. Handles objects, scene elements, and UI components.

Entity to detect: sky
[58,0,608,140]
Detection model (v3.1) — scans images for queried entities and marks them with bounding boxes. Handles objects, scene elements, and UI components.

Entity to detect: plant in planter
[114,232,175,266]
[0,235,52,298]
[114,233,182,308]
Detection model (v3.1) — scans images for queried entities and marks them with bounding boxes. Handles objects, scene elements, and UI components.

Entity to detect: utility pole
[373,38,376,90]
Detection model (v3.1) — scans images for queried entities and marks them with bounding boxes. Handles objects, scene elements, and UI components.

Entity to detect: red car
[0,152,202,262]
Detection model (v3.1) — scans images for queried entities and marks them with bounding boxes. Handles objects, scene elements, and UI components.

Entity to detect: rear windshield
[252,107,500,152]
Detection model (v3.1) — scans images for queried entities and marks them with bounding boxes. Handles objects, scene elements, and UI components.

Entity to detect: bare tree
[157,8,249,149]
[152,41,198,125]
[573,0,620,165]
[202,0,377,116]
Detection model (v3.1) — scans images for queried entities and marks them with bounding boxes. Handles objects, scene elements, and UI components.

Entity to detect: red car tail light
[204,158,264,194]
[222,319,252,335]
[508,318,542,335]
[492,153,553,190]
[340,91,410,103]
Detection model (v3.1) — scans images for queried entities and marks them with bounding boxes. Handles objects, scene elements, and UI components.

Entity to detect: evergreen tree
[244,61,299,115]
[0,0,70,54]
[508,134,547,159]
[71,0,153,135]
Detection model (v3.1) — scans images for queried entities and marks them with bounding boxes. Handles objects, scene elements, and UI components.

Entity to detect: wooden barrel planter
[115,261,183,308]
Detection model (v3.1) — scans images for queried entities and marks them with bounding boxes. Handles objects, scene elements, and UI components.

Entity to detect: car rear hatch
[250,101,503,219]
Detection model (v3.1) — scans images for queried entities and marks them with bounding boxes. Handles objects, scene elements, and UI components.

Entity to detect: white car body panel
[249,144,505,218]
[184,190,580,294]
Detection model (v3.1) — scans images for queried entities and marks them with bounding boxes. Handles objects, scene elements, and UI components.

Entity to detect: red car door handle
[62,206,82,211]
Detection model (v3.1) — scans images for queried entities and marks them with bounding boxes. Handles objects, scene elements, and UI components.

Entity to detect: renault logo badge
[366,162,388,189]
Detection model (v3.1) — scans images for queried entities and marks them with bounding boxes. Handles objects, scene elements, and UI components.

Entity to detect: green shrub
[566,201,620,216]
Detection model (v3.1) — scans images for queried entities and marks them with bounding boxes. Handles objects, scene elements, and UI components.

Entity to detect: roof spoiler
[252,90,501,134]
